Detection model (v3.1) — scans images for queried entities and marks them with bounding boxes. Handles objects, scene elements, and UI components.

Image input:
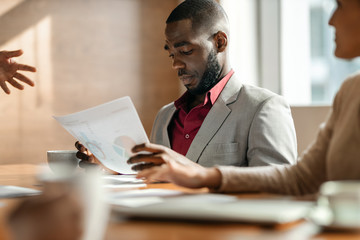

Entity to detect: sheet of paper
[108,192,237,208]
[106,189,184,207]
[0,185,41,198]
[107,188,183,199]
[103,184,147,189]
[108,197,164,207]
[102,175,144,184]
[54,96,149,174]
[102,175,146,189]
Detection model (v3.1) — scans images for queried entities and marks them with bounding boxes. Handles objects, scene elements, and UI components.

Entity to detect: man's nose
[172,57,185,70]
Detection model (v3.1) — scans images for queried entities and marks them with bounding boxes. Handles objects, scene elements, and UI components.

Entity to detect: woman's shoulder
[332,71,360,114]
[337,71,360,96]
[342,71,360,88]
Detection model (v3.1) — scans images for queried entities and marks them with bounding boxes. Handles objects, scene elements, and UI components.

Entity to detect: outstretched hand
[0,49,36,94]
[127,143,222,189]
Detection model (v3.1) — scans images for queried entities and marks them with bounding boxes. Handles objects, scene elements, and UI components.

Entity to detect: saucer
[308,205,360,232]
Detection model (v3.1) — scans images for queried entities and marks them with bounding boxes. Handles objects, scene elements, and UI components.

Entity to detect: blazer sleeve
[247,95,297,166]
[215,85,340,195]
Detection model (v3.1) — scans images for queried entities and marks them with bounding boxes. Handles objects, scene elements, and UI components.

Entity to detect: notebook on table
[111,192,314,224]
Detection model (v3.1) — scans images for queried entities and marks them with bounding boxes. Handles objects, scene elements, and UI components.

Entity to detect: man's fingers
[1,49,23,59]
[136,165,168,183]
[16,63,36,72]
[78,160,98,169]
[14,72,35,86]
[131,162,162,171]
[137,167,160,178]
[0,81,10,94]
[75,141,83,151]
[7,78,24,90]
[127,154,165,165]
[132,142,166,154]
[75,141,87,152]
[75,151,92,161]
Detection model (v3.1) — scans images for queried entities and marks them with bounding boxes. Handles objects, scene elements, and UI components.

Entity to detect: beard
[187,50,221,95]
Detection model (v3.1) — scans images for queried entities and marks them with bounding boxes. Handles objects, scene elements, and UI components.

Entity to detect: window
[221,0,360,105]
[310,0,360,104]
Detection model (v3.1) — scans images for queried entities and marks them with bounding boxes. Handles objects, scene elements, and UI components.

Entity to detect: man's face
[164,19,221,95]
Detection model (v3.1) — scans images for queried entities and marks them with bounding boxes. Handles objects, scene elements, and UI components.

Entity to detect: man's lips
[179,75,194,85]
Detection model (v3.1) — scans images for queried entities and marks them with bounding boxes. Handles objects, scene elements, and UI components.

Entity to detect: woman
[129,0,360,196]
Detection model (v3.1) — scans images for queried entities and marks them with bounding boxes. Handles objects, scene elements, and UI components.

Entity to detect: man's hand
[0,49,36,94]
[75,141,100,169]
[75,141,117,174]
[127,143,222,189]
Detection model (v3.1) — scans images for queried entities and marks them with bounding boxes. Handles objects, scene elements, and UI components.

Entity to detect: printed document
[54,97,149,174]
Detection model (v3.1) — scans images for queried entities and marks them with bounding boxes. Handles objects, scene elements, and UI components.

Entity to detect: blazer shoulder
[152,102,176,128]
[157,102,175,116]
[150,102,175,143]
[239,84,285,105]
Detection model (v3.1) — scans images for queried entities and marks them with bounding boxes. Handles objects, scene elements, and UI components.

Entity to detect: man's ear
[214,31,228,53]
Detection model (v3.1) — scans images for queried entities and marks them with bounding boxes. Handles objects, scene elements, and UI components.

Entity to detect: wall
[291,106,331,155]
[0,0,180,164]
[0,0,333,165]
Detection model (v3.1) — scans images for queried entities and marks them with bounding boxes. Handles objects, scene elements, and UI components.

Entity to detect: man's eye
[182,50,193,55]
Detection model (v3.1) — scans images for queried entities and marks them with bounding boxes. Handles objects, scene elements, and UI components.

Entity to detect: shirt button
[185,134,190,139]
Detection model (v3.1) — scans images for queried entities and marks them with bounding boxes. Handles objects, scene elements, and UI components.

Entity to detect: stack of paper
[0,185,41,198]
[102,175,146,189]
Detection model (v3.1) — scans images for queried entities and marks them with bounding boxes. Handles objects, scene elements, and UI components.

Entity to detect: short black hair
[166,0,228,33]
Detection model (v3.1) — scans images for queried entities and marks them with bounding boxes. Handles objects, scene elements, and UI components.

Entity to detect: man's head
[164,0,230,96]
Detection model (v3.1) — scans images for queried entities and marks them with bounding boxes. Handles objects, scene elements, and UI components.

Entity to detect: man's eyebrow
[164,41,191,51]
[174,41,190,48]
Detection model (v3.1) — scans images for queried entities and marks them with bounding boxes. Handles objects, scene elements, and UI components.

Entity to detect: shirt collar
[174,69,234,109]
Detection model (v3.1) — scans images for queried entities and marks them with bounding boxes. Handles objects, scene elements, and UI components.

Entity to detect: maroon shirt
[169,70,234,156]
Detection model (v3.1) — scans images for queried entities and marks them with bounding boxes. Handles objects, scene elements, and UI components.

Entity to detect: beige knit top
[217,73,360,195]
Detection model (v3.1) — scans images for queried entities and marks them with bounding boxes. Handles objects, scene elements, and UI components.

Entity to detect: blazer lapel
[161,105,177,148]
[186,74,243,162]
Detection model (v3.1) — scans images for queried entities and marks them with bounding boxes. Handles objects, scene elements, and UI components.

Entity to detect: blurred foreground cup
[47,150,80,175]
[37,166,110,240]
[318,180,360,229]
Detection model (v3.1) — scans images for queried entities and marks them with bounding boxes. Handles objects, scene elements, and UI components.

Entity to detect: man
[0,49,36,94]
[77,0,297,170]
[130,0,360,195]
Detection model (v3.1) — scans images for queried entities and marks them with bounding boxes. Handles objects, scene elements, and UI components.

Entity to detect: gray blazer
[150,74,297,167]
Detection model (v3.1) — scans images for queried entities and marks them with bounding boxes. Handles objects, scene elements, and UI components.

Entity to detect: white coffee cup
[47,150,80,175]
[318,180,360,228]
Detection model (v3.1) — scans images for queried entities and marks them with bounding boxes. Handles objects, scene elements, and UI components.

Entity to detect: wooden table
[1,164,360,240]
